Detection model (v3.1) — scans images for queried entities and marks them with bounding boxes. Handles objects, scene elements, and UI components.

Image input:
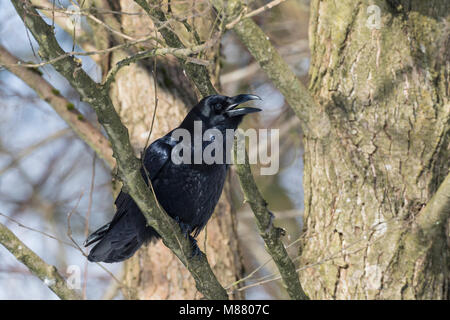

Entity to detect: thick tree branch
[233,138,308,300]
[11,0,227,300]
[416,172,450,239]
[0,45,116,169]
[213,0,330,139]
[388,171,450,298]
[0,222,81,300]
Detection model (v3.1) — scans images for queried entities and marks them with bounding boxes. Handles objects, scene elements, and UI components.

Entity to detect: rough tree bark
[300,0,449,299]
[89,1,244,299]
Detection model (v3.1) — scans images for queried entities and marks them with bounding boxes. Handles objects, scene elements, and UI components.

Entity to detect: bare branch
[31,0,89,41]
[0,222,81,300]
[0,45,116,168]
[134,0,218,97]
[0,212,76,248]
[0,35,156,68]
[103,40,215,89]
[233,138,308,300]
[225,0,287,29]
[416,172,450,233]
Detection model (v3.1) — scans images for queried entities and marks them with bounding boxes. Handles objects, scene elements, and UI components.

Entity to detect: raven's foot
[265,210,275,232]
[189,235,202,258]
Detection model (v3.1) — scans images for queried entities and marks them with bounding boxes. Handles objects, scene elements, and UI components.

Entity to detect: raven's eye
[214,104,222,113]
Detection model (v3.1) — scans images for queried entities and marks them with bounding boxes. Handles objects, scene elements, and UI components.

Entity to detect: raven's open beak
[225,94,262,117]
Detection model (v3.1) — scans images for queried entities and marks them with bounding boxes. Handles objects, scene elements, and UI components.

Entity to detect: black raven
[84,94,261,263]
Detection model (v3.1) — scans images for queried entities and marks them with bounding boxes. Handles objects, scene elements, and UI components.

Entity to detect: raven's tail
[86,235,143,263]
[84,191,160,263]
[84,223,110,247]
[84,221,158,263]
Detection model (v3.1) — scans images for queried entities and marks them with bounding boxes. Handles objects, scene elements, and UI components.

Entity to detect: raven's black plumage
[85,94,261,263]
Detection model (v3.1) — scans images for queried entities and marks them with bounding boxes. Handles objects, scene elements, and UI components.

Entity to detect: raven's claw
[189,236,202,258]
[175,216,191,239]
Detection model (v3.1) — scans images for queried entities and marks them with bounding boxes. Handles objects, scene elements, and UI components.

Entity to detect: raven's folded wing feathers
[109,136,175,227]
[85,136,175,262]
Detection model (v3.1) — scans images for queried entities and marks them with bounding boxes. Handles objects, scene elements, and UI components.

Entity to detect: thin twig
[225,235,304,290]
[135,0,219,97]
[228,217,403,294]
[66,192,126,291]
[226,0,287,29]
[0,35,156,68]
[0,212,76,248]
[82,153,96,300]
[102,40,214,89]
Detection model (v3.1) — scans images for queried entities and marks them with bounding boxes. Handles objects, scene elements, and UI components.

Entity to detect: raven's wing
[84,135,175,254]
[142,135,177,179]
[84,223,110,247]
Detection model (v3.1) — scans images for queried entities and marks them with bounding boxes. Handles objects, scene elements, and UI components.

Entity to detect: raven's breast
[152,162,228,233]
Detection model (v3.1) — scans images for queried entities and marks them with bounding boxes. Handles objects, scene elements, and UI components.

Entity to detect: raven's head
[181,94,262,131]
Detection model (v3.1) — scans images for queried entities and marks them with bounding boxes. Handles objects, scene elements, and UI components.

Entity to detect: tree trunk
[91,0,244,299]
[300,0,449,299]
